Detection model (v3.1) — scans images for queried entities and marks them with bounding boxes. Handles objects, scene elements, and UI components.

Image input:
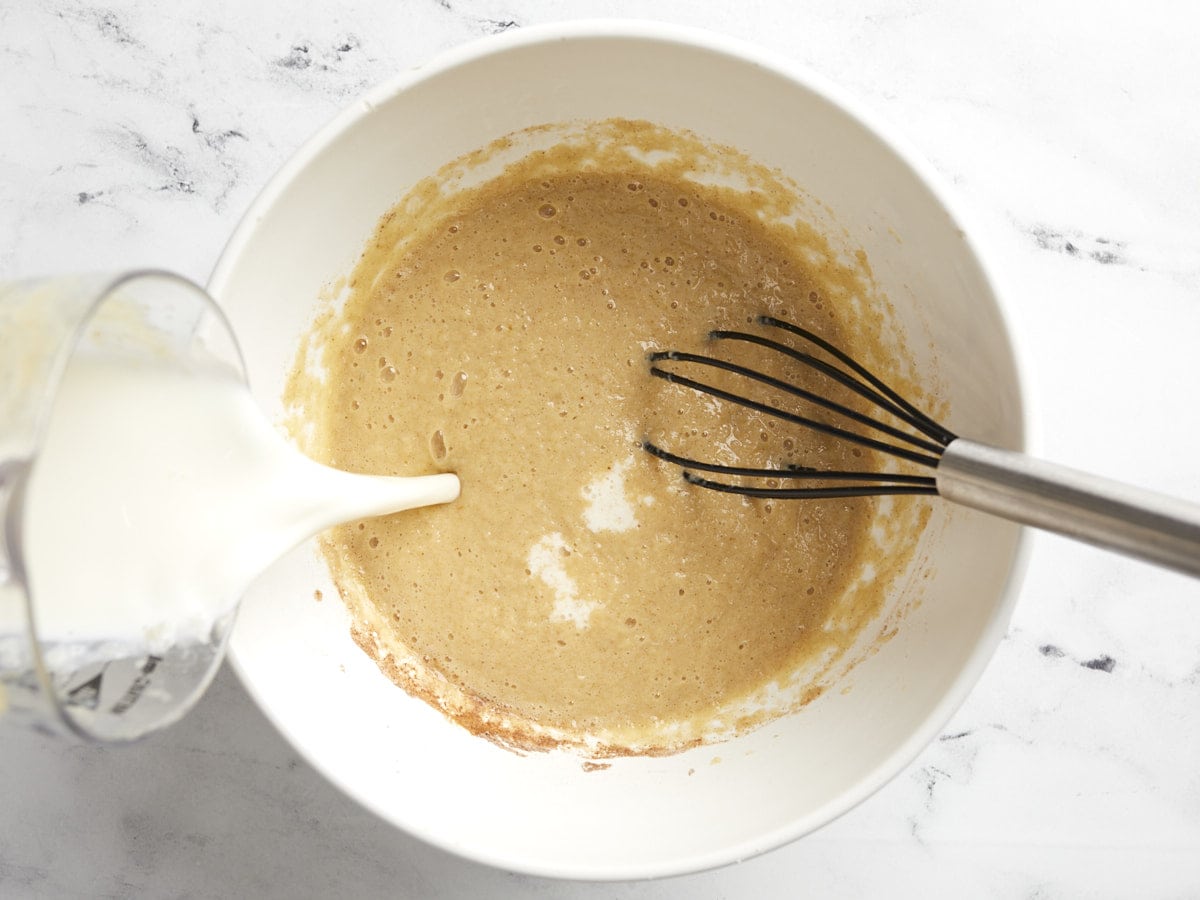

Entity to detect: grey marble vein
[1027,225,1127,266]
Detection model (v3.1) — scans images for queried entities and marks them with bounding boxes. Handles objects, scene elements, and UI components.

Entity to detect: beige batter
[287,120,929,755]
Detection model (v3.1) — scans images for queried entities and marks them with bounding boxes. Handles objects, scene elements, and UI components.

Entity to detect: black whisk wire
[649,358,943,468]
[644,316,954,499]
[757,315,956,445]
[642,441,938,499]
[649,349,944,456]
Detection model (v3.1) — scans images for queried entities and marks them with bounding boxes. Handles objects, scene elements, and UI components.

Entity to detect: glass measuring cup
[0,271,245,741]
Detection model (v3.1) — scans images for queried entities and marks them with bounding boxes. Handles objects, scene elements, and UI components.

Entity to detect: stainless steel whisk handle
[938,439,1200,577]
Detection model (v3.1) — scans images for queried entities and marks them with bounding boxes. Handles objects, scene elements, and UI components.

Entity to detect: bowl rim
[209,18,1034,881]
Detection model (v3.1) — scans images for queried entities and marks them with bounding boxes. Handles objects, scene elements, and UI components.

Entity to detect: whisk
[644,315,1200,578]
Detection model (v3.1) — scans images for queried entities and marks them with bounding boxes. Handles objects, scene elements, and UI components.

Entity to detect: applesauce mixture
[287,120,928,755]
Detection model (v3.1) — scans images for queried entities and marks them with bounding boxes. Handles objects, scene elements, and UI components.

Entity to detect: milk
[8,354,458,673]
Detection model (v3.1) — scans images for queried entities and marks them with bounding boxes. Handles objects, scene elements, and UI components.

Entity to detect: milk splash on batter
[527,532,595,629]
[582,456,639,534]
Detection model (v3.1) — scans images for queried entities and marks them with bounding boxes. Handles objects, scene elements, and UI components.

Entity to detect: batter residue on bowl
[285,119,930,756]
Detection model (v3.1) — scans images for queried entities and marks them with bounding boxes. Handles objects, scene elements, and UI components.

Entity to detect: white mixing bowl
[210,21,1028,880]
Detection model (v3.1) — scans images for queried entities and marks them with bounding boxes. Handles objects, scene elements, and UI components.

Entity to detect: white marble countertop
[3,1,1200,896]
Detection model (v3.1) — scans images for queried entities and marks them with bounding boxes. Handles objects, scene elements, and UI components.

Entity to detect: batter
[286,120,926,755]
